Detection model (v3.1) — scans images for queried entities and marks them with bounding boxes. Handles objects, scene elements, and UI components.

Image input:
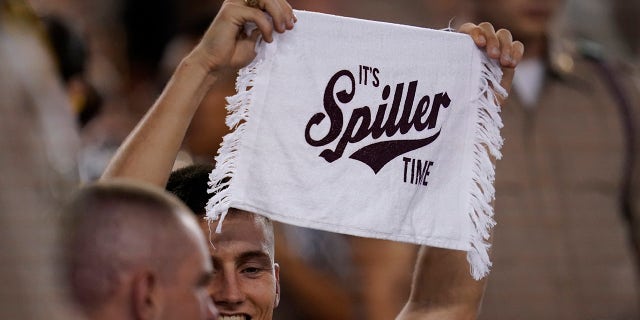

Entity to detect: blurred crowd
[2,0,640,319]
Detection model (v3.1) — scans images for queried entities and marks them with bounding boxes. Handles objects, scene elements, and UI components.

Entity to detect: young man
[64,180,219,320]
[102,0,523,319]
[164,164,481,320]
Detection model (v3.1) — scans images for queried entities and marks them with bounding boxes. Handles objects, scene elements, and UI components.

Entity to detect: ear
[273,263,281,307]
[131,270,161,320]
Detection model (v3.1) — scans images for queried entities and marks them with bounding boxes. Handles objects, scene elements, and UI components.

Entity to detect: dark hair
[167,165,276,260]
[166,163,215,216]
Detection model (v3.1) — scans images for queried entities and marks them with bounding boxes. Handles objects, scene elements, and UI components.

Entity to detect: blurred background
[24,0,640,178]
[3,0,640,319]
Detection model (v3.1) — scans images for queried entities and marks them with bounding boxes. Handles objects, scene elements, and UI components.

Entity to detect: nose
[213,272,246,306]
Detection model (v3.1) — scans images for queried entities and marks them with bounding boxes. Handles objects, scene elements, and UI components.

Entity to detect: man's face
[201,210,280,320]
[160,214,219,320]
[475,0,563,40]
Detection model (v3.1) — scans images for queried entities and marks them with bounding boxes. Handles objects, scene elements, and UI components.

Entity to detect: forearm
[393,22,522,320]
[101,56,218,186]
[396,247,486,320]
[351,237,417,320]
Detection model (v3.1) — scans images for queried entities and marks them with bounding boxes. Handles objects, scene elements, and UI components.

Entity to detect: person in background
[63,180,219,320]
[468,0,640,318]
[0,0,81,318]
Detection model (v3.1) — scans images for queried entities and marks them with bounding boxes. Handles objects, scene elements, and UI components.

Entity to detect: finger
[478,22,500,59]
[249,27,262,42]
[271,0,295,30]
[498,41,524,105]
[459,22,486,47]
[280,0,296,29]
[222,1,275,41]
[243,6,275,42]
[496,28,513,67]
[496,66,515,106]
[499,66,515,100]
[510,41,525,67]
[260,0,295,33]
[261,0,287,33]
[231,29,262,67]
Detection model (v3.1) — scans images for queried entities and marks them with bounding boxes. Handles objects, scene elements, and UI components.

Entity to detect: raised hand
[187,0,296,74]
[459,22,524,96]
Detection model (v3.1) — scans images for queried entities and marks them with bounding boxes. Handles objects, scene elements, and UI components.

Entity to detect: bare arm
[396,22,523,320]
[396,247,485,320]
[101,0,295,186]
[351,238,418,320]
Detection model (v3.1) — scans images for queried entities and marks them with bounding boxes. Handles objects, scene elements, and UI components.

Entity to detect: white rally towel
[207,10,505,279]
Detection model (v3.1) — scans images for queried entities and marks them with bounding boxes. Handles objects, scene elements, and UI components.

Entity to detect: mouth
[218,315,251,320]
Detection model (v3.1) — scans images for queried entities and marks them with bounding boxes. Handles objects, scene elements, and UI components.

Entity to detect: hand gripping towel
[206,10,506,279]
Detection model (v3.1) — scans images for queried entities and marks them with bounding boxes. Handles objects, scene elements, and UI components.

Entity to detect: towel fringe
[205,48,267,233]
[467,55,506,280]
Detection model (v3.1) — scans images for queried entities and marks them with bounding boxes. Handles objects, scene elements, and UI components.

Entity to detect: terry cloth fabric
[206,10,506,279]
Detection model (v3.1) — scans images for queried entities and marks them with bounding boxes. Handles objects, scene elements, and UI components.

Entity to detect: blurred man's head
[473,0,563,41]
[167,165,280,320]
[64,180,218,320]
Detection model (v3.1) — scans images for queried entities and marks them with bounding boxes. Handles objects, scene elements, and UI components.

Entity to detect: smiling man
[207,210,279,320]
[166,164,280,320]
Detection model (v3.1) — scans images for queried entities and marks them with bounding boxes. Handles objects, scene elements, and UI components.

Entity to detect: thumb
[497,66,515,106]
[500,66,515,95]
[229,29,262,69]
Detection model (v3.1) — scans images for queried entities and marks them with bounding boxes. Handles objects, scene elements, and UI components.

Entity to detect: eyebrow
[210,250,273,268]
[236,250,272,266]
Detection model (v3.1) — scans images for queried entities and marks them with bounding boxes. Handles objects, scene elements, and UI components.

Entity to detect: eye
[242,266,261,274]
[236,253,272,277]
